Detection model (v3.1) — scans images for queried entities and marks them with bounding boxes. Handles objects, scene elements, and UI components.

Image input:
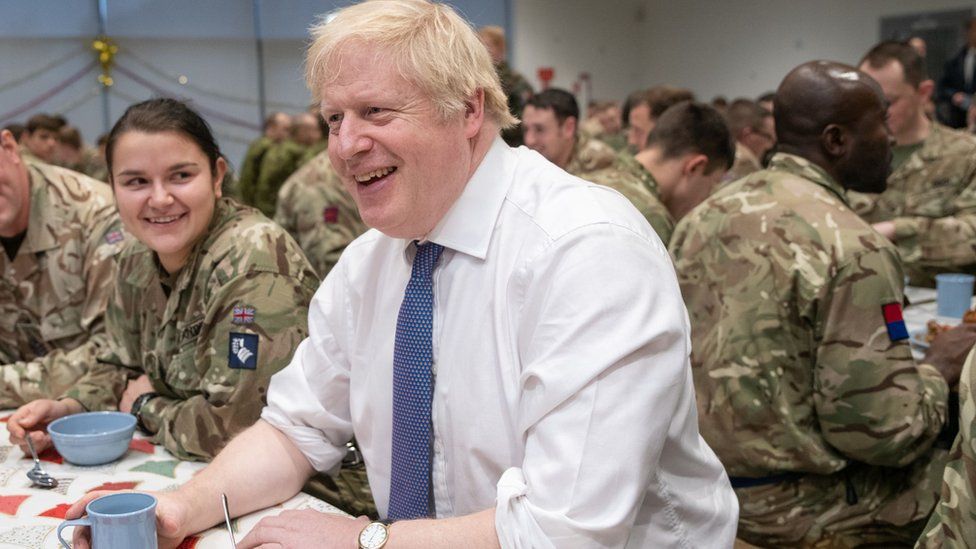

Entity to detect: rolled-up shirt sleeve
[262,263,353,474]
[494,224,736,548]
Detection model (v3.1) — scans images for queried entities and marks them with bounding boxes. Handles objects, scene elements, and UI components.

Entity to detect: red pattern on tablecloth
[177,536,200,548]
[37,446,63,464]
[0,495,30,515]
[129,438,156,454]
[0,415,10,423]
[38,503,71,519]
[86,481,140,493]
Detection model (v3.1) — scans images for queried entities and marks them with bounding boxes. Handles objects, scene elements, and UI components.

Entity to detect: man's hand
[871,221,896,241]
[120,375,154,413]
[238,510,369,549]
[7,398,83,454]
[66,490,190,549]
[924,323,976,387]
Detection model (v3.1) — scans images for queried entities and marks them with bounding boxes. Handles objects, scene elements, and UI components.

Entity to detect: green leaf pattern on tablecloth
[129,460,179,478]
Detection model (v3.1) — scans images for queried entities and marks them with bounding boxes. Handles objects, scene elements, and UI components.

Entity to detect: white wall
[510,0,974,105]
[640,0,974,101]
[512,0,646,106]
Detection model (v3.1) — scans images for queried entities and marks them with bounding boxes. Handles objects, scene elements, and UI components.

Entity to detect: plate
[909,329,930,350]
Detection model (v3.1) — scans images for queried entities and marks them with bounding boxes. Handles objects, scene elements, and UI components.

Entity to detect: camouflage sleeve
[62,260,140,411]
[916,345,976,548]
[273,183,299,240]
[0,213,125,408]
[814,248,949,467]
[139,270,314,461]
[891,170,976,269]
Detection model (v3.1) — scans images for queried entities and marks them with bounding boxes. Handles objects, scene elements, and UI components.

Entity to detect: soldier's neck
[895,112,930,147]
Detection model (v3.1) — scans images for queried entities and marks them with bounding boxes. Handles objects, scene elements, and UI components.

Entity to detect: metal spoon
[25,435,58,489]
[221,493,237,548]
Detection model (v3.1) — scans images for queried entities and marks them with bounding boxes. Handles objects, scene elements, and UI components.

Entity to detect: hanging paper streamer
[92,36,119,87]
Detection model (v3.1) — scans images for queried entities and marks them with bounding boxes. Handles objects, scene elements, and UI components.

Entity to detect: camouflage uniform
[917,345,976,548]
[64,148,108,182]
[0,160,123,407]
[670,153,950,547]
[62,198,316,455]
[274,149,368,279]
[566,135,674,244]
[496,60,532,147]
[252,140,307,217]
[722,142,762,185]
[849,123,976,286]
[237,136,273,210]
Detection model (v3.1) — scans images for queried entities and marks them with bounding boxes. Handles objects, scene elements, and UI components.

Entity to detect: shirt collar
[416,136,515,261]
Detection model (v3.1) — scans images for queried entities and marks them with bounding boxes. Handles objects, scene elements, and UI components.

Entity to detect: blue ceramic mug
[57,492,157,549]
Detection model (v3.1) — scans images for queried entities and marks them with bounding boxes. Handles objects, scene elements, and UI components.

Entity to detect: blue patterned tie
[388,241,444,520]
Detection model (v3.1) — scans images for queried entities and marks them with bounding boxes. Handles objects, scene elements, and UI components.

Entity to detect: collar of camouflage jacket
[767,152,851,208]
[892,122,967,178]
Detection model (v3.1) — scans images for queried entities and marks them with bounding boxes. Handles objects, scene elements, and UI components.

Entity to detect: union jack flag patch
[104,230,124,244]
[232,305,255,324]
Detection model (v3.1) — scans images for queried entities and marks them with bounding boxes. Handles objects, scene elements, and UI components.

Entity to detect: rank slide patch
[228,333,258,369]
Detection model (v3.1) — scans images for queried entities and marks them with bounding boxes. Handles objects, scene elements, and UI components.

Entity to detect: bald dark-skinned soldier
[671,61,955,546]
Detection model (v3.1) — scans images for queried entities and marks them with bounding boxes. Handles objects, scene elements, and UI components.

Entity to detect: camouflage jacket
[0,160,124,407]
[64,198,318,461]
[253,140,308,217]
[722,142,762,185]
[274,149,367,279]
[849,123,976,285]
[497,60,532,146]
[917,345,976,548]
[237,137,273,209]
[566,136,674,244]
[64,148,108,183]
[670,153,948,477]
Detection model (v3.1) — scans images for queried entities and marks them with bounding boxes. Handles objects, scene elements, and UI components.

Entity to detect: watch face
[359,522,389,549]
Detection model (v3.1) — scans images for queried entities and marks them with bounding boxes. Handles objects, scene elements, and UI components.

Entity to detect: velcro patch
[881,302,909,341]
[231,305,255,324]
[104,230,124,245]
[228,333,258,369]
[323,206,339,224]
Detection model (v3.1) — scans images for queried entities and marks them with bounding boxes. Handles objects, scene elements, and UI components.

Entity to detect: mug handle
[57,516,91,549]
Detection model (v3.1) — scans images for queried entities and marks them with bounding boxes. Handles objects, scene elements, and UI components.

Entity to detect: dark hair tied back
[105,98,222,179]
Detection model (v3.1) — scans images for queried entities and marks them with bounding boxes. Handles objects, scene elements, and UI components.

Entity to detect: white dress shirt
[262,137,738,548]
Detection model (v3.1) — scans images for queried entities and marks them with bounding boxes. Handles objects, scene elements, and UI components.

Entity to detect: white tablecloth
[0,414,343,548]
[904,286,976,360]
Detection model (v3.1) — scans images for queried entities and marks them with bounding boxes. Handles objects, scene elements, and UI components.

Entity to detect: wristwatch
[130,392,159,434]
[358,521,390,549]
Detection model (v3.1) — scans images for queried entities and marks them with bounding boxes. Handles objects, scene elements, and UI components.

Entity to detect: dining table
[904,285,975,360]
[0,412,345,548]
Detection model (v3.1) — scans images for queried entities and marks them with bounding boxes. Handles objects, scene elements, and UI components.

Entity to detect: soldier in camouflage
[521,88,673,243]
[0,128,124,408]
[275,149,368,279]
[670,61,955,546]
[917,326,976,548]
[251,112,326,217]
[237,112,292,210]
[9,99,376,518]
[633,100,734,243]
[852,41,976,286]
[478,25,532,146]
[722,98,775,184]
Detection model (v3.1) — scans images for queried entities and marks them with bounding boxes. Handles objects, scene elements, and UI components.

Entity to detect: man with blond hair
[66,1,736,547]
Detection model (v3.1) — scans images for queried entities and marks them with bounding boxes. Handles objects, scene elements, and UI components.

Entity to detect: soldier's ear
[821,124,847,158]
[213,157,227,199]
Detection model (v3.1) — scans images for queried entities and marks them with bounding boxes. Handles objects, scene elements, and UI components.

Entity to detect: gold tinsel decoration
[92,36,118,87]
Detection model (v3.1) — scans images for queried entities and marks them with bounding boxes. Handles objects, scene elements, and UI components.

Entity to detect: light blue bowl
[47,412,136,466]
